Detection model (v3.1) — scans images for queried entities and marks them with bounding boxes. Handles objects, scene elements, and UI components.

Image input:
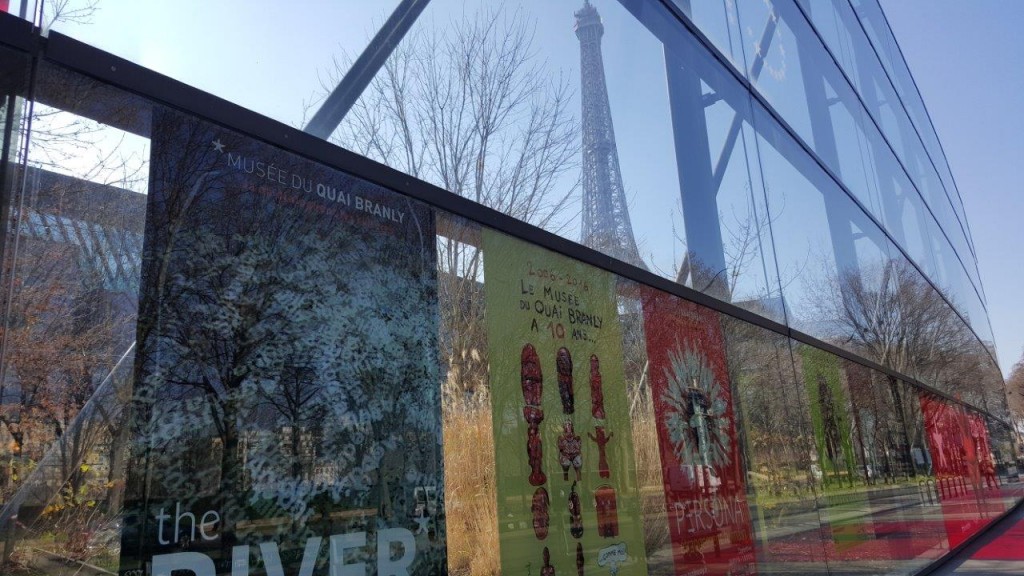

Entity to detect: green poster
[800,347,865,553]
[801,347,856,485]
[483,230,647,576]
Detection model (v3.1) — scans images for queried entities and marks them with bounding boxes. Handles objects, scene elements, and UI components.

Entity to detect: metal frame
[0,9,1007,424]
[303,0,431,139]
[786,0,985,309]
[850,0,979,261]
[637,0,1002,374]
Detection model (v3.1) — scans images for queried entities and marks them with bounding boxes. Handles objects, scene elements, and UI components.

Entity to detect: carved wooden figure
[558,420,583,481]
[589,354,605,419]
[588,426,613,479]
[557,347,575,414]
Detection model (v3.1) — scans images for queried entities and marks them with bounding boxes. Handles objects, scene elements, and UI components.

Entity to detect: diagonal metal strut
[303,0,431,139]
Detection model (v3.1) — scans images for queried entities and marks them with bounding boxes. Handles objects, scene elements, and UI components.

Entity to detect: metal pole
[303,0,431,139]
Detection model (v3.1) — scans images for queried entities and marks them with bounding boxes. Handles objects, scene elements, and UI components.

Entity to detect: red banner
[640,288,756,575]
[919,394,1000,549]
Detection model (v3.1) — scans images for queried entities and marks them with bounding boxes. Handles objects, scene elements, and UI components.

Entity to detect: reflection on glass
[0,9,1019,575]
[122,109,445,575]
[641,291,756,575]
[794,348,947,574]
[919,394,1006,551]
[985,418,1024,507]
[0,67,148,573]
[725,320,828,573]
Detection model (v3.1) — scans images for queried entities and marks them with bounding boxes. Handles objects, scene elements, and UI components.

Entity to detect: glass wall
[14,0,997,376]
[0,2,1014,575]
[7,0,989,358]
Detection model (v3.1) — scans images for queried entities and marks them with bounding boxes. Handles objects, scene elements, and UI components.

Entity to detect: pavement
[927,498,1024,575]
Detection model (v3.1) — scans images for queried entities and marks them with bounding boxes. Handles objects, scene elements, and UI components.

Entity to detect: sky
[881,0,1024,376]
[13,0,1019,375]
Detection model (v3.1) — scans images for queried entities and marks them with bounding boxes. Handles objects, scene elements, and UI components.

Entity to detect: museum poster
[802,348,867,555]
[120,108,444,575]
[801,348,856,485]
[482,230,648,576]
[919,394,996,548]
[639,288,756,576]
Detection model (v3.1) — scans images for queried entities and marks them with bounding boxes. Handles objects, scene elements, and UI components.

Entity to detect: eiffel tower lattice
[575,0,646,270]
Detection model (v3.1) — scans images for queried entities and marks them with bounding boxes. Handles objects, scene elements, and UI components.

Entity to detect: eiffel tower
[575,0,646,270]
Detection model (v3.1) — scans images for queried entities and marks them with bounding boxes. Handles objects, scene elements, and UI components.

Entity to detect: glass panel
[753,98,995,410]
[50,1,401,132]
[667,0,745,69]
[0,12,1017,575]
[334,0,787,321]
[332,1,674,280]
[735,0,985,323]
[724,318,829,573]
[986,417,1024,506]
[130,109,446,574]
[917,393,1008,551]
[656,11,786,320]
[848,0,973,252]
[780,347,986,574]
[433,212,500,576]
[482,229,653,575]
[800,0,979,285]
[893,379,952,571]
[734,0,814,148]
[0,63,149,573]
[638,290,759,574]
[753,102,891,347]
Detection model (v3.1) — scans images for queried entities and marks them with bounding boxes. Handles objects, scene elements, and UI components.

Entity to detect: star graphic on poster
[212,139,225,153]
[413,515,430,535]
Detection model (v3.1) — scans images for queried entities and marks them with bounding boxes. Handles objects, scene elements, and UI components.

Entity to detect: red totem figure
[558,420,583,481]
[532,487,550,540]
[576,542,585,576]
[557,347,575,414]
[541,547,555,576]
[588,426,613,479]
[527,425,546,486]
[524,405,545,428]
[521,344,543,407]
[590,354,606,420]
[594,485,619,538]
[569,481,584,538]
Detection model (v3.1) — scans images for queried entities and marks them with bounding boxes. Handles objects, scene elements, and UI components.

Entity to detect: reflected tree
[810,258,995,409]
[310,7,580,403]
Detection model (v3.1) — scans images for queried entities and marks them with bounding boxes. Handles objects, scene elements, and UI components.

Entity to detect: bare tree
[255,364,325,481]
[310,7,581,404]
[806,257,1002,415]
[1006,353,1024,445]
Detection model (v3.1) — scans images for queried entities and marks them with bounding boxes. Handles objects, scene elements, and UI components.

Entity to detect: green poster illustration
[801,347,856,486]
[482,230,647,576]
[801,347,864,553]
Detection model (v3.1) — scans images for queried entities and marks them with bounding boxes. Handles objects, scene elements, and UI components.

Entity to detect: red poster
[967,412,1007,517]
[641,288,756,575]
[919,395,999,548]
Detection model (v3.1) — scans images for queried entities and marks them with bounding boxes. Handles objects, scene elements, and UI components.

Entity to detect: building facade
[0,1,1017,575]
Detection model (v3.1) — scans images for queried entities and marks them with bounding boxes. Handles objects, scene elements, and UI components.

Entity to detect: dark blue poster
[119,108,444,575]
